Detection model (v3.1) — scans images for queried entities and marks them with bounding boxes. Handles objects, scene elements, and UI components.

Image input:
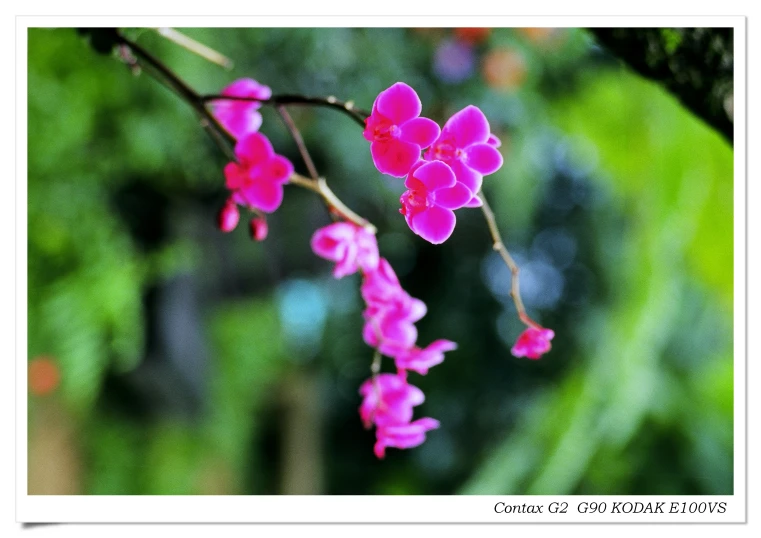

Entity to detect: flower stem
[112,31,374,233]
[477,191,540,329]
[202,94,369,127]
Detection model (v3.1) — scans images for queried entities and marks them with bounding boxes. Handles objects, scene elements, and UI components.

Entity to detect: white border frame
[15,15,747,524]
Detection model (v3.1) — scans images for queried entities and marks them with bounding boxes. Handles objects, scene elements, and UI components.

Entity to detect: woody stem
[113,31,374,232]
[477,192,540,329]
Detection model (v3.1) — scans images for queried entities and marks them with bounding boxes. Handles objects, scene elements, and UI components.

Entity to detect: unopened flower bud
[250,216,268,241]
[217,202,240,232]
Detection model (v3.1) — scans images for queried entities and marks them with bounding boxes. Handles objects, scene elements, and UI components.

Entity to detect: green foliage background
[27,27,733,495]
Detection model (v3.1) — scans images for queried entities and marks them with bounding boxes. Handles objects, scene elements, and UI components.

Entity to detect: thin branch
[113,31,374,232]
[477,192,540,329]
[203,93,369,128]
[154,28,234,70]
[276,106,320,181]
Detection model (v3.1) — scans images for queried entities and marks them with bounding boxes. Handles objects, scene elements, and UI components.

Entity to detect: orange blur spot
[454,28,491,45]
[29,356,60,396]
[482,48,527,91]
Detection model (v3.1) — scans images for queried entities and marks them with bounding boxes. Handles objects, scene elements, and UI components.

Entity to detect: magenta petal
[465,143,504,175]
[444,105,490,147]
[434,182,472,210]
[221,78,272,101]
[235,132,274,163]
[242,181,284,213]
[371,139,421,178]
[224,162,245,190]
[264,155,294,183]
[376,82,422,125]
[450,159,483,194]
[410,298,427,321]
[464,195,483,208]
[487,134,502,148]
[427,339,458,353]
[413,161,456,191]
[221,109,263,139]
[411,206,456,245]
[399,117,441,148]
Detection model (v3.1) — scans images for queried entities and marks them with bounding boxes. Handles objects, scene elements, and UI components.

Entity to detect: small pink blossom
[400,160,472,244]
[425,105,504,205]
[395,339,457,375]
[311,222,380,278]
[361,258,404,306]
[511,327,555,359]
[212,78,272,139]
[224,132,293,213]
[362,293,427,357]
[359,373,423,429]
[374,417,440,459]
[250,216,268,241]
[217,201,240,232]
[364,82,441,178]
[358,373,438,458]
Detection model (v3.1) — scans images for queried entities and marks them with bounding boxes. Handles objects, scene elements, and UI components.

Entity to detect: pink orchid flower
[361,258,404,306]
[374,417,440,459]
[358,373,438,459]
[359,373,424,429]
[394,339,457,375]
[400,160,472,244]
[212,78,272,139]
[362,293,427,357]
[223,132,293,213]
[363,82,441,177]
[311,221,380,278]
[425,105,504,206]
[511,327,555,359]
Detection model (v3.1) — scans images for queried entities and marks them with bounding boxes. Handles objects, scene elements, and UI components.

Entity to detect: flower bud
[250,216,268,241]
[217,202,240,232]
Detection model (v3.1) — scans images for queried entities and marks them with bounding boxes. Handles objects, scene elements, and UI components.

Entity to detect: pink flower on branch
[362,293,427,357]
[224,132,293,213]
[364,82,440,177]
[359,373,423,429]
[425,105,504,206]
[394,339,457,375]
[400,160,471,244]
[311,221,380,278]
[511,327,555,360]
[374,417,440,459]
[358,373,439,459]
[212,78,272,139]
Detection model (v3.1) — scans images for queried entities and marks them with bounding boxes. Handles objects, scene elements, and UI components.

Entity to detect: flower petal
[411,205,456,245]
[464,195,483,208]
[263,154,294,184]
[240,180,284,213]
[443,105,490,147]
[450,159,483,194]
[465,143,503,175]
[413,161,456,191]
[399,117,440,148]
[433,181,472,210]
[235,132,274,163]
[371,139,421,178]
[376,82,422,125]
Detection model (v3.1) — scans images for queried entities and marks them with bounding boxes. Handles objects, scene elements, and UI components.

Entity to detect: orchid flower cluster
[203,77,554,458]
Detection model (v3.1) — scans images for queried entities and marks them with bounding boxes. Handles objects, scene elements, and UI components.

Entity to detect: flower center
[399,189,431,217]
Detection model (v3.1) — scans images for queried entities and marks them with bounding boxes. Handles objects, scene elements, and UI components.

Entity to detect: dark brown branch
[203,94,369,128]
[588,28,734,144]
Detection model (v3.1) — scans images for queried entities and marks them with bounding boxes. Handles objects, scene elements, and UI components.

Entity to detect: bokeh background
[27,27,733,495]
